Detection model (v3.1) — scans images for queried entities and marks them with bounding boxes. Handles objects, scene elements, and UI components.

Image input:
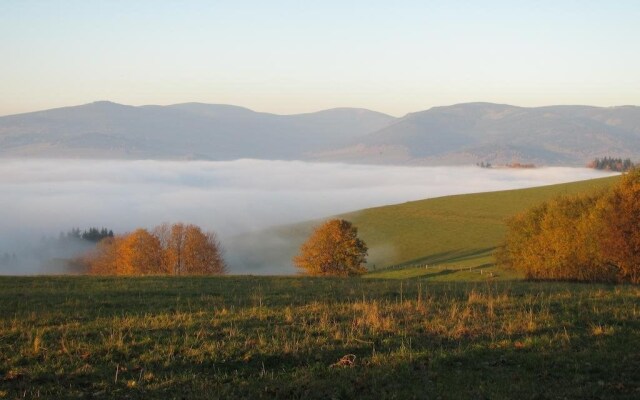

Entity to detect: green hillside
[351,175,618,277]
[230,175,618,277]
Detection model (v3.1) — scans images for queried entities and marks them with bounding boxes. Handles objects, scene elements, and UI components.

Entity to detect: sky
[1,0,639,117]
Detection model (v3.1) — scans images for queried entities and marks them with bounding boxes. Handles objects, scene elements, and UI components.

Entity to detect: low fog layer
[0,159,616,274]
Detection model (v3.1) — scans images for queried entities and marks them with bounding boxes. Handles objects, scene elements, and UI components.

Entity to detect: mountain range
[1,101,639,165]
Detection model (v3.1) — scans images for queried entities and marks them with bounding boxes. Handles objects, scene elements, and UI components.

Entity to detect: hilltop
[1,102,639,165]
[0,101,394,160]
[313,103,640,166]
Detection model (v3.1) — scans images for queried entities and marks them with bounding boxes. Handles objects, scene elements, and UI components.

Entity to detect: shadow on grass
[366,262,499,281]
[370,247,496,274]
[3,278,638,399]
[175,328,638,399]
[12,325,634,400]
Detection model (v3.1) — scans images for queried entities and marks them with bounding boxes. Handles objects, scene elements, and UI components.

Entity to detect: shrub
[499,168,640,283]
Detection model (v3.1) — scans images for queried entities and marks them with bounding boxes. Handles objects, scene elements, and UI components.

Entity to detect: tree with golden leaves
[599,168,640,283]
[154,222,187,275]
[498,167,640,283]
[182,225,226,274]
[154,223,226,275]
[87,223,226,276]
[119,229,164,275]
[87,236,121,275]
[293,219,367,276]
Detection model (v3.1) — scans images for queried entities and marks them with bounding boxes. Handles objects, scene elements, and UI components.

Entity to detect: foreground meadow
[1,276,638,399]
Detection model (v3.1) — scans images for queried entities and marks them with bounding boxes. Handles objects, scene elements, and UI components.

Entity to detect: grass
[365,262,522,281]
[234,175,618,275]
[347,175,617,271]
[1,275,639,399]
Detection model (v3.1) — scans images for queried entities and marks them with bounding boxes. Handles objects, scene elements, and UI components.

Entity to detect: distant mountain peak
[1,101,638,166]
[85,100,132,109]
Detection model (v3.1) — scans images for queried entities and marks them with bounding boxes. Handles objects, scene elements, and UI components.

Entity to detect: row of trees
[497,168,640,283]
[588,157,635,172]
[65,227,114,243]
[86,223,226,275]
[81,218,367,277]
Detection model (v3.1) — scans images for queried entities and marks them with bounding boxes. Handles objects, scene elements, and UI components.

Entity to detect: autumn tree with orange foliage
[119,229,164,275]
[598,169,640,283]
[154,223,187,275]
[498,168,640,283]
[293,219,367,276]
[86,236,121,275]
[154,223,226,275]
[87,223,226,276]
[497,193,615,282]
[183,226,226,274]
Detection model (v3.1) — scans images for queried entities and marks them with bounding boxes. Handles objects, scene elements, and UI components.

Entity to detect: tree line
[78,218,367,277]
[497,168,640,283]
[64,227,114,243]
[83,223,226,275]
[588,157,635,172]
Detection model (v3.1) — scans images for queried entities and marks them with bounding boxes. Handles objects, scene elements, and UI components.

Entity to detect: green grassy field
[1,276,638,399]
[354,175,618,279]
[233,175,618,276]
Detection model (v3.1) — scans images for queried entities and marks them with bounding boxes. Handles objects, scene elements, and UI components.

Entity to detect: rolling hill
[1,102,639,165]
[313,103,640,165]
[226,175,619,275]
[0,101,395,159]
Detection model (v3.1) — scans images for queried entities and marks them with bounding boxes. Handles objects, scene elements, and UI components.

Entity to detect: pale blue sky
[1,0,638,116]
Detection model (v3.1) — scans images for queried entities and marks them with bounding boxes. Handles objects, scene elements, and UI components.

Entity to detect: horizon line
[1,99,639,119]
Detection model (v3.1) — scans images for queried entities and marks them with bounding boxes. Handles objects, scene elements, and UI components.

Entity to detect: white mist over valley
[0,158,616,274]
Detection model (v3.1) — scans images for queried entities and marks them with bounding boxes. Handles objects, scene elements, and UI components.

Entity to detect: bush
[498,168,640,283]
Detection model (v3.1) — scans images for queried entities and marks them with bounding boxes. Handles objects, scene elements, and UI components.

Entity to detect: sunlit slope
[350,175,617,275]
[228,175,618,275]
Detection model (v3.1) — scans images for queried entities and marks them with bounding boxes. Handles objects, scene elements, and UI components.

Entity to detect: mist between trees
[82,223,226,275]
[497,168,640,283]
